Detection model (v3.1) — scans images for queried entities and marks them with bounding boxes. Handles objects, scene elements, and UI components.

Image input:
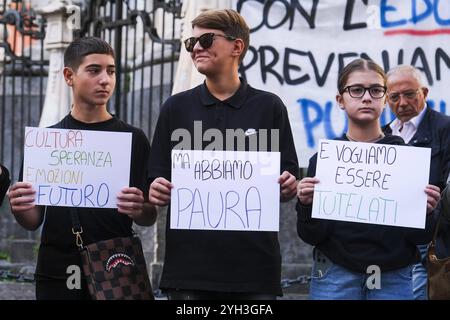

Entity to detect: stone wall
[0,195,39,266]
[0,198,38,300]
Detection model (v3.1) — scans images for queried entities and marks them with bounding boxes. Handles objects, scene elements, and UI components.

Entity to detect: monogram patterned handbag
[80,236,154,300]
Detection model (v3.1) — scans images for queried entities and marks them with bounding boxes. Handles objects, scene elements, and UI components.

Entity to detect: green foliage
[0,251,10,261]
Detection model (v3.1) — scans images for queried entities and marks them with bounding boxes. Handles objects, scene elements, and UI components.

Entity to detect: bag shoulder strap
[69,208,137,248]
[432,216,441,243]
[432,183,450,242]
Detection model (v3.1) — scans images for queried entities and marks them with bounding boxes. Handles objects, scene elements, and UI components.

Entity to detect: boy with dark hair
[149,9,299,299]
[0,164,10,205]
[8,37,156,300]
[63,36,115,70]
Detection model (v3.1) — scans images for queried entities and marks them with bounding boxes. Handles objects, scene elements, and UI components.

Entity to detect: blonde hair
[192,9,250,63]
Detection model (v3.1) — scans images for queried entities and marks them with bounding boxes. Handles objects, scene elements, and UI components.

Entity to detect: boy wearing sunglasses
[149,9,299,300]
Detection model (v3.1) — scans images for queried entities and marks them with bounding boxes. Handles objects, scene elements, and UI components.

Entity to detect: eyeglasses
[184,32,236,52]
[342,85,387,99]
[387,89,421,103]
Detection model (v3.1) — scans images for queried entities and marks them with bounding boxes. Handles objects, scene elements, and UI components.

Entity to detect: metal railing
[0,0,48,181]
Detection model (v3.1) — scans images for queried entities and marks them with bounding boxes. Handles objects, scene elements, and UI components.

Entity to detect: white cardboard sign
[23,127,132,208]
[170,150,281,232]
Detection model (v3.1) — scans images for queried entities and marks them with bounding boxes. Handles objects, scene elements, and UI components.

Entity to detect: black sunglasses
[184,33,236,52]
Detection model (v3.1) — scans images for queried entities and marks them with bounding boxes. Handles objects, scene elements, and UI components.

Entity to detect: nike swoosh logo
[245,129,257,136]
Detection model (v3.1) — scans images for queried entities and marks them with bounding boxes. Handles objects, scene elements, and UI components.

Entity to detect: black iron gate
[76,0,183,140]
[0,0,183,180]
[0,0,48,181]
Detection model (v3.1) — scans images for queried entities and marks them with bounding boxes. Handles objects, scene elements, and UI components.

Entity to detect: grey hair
[386,65,427,87]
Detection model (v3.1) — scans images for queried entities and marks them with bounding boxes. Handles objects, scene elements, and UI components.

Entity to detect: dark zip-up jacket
[383,106,450,258]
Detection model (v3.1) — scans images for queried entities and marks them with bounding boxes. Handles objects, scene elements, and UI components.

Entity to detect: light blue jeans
[309,249,414,300]
[412,244,428,300]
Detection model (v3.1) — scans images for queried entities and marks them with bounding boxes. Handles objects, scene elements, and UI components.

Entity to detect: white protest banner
[311,139,431,229]
[235,0,450,166]
[23,127,132,208]
[170,150,281,231]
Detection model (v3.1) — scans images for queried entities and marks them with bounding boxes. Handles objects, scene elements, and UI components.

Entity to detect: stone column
[36,0,75,127]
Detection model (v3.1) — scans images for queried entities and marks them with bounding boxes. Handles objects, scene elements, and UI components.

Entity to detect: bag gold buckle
[72,227,84,249]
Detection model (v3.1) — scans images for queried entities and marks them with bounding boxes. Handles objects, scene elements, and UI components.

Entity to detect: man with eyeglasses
[383,65,450,300]
[148,9,299,300]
